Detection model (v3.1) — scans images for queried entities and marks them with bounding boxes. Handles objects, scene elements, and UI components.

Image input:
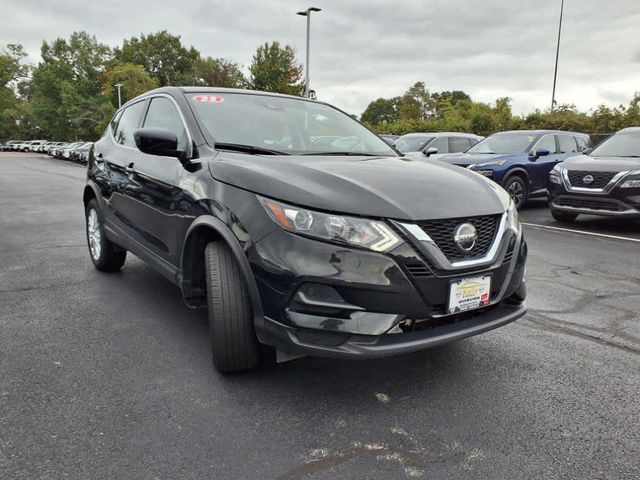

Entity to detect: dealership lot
[1,153,639,479]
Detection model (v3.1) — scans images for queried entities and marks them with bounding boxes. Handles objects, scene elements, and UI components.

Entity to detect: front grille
[417,215,500,262]
[555,196,623,212]
[567,170,617,189]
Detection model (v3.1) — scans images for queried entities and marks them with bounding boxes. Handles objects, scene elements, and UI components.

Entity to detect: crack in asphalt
[523,258,640,355]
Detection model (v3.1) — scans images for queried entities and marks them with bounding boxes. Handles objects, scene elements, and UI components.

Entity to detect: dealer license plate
[448,276,491,314]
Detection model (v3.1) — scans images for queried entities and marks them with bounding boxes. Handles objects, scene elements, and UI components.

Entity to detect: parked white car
[394,132,484,161]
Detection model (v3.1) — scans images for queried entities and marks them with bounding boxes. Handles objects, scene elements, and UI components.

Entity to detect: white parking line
[522,222,640,243]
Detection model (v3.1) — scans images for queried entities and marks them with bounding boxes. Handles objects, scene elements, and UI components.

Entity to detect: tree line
[0,31,303,141]
[1,31,639,142]
[361,81,640,138]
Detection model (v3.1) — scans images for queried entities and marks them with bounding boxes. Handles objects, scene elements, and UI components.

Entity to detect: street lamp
[297,7,321,98]
[114,83,124,108]
[551,0,564,112]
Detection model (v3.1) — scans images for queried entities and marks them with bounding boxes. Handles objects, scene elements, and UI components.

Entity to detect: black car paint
[548,154,640,217]
[85,87,527,359]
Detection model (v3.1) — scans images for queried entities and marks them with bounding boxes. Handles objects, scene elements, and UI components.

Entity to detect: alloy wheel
[87,208,102,260]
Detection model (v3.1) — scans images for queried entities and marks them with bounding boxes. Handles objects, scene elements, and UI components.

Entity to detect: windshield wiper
[214,142,290,155]
[301,151,381,156]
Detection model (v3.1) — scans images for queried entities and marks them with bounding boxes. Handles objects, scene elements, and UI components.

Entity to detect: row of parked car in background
[381,127,640,222]
[0,139,94,162]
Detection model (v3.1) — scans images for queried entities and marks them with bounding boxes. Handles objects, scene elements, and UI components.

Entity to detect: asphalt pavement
[1,153,639,479]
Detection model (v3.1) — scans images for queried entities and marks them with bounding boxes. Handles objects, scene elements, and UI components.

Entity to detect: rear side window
[430,136,448,153]
[449,137,471,153]
[113,101,146,148]
[110,109,123,134]
[143,97,188,151]
[558,135,578,153]
[535,134,557,153]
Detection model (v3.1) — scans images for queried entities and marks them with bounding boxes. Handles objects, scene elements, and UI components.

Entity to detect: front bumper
[251,216,527,359]
[548,183,640,218]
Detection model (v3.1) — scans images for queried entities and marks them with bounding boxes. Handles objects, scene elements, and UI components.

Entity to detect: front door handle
[124,162,135,174]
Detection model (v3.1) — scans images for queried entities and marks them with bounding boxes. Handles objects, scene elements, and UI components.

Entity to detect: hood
[209,153,509,220]
[561,154,640,172]
[439,152,525,166]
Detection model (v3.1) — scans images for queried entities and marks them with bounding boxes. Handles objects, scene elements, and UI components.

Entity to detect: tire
[551,209,578,223]
[85,199,127,271]
[503,175,528,209]
[205,241,260,373]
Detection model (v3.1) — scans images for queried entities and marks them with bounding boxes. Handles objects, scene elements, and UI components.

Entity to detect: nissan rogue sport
[84,87,527,373]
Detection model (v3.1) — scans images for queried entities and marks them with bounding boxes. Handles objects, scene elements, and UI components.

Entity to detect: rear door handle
[124,162,135,174]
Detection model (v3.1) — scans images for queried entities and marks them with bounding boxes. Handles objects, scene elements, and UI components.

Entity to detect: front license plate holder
[447,275,491,314]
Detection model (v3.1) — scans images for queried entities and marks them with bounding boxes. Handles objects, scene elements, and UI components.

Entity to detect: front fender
[179,215,265,327]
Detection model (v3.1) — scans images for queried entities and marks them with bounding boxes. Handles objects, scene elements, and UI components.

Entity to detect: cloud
[1,0,639,116]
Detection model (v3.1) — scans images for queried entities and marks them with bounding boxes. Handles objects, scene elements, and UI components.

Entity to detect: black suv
[548,127,640,222]
[84,87,527,372]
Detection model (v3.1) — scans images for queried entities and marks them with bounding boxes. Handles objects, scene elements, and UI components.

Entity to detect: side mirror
[528,148,550,162]
[582,147,593,155]
[424,146,439,157]
[134,127,181,158]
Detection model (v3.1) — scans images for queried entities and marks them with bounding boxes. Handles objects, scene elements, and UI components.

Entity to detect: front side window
[449,137,471,153]
[558,135,577,153]
[187,93,397,156]
[534,134,557,154]
[394,135,434,153]
[113,101,146,148]
[467,133,537,155]
[575,136,589,151]
[143,97,188,151]
[590,132,640,158]
[430,136,448,153]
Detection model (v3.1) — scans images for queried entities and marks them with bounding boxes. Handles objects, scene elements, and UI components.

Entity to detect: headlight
[258,197,403,252]
[477,159,507,167]
[506,200,521,235]
[475,170,494,177]
[549,164,562,184]
[620,177,640,188]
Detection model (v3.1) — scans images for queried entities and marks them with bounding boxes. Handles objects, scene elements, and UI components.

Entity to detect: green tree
[103,62,158,106]
[114,31,200,86]
[360,97,401,124]
[29,31,111,140]
[398,82,434,121]
[195,57,246,88]
[0,43,29,140]
[249,42,303,95]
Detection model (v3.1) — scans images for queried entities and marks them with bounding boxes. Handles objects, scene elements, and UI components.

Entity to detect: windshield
[591,132,640,157]
[467,133,537,155]
[187,93,397,156]
[394,135,434,153]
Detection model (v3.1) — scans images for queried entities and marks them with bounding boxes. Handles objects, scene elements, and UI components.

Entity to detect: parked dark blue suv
[439,130,592,208]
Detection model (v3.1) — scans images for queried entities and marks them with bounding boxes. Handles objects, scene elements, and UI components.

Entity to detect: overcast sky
[2,0,640,116]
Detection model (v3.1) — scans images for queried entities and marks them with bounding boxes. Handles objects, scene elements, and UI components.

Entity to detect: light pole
[114,83,124,108]
[551,0,564,112]
[297,7,321,98]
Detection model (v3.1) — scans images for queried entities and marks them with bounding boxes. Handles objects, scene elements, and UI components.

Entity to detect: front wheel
[503,175,528,209]
[551,209,578,223]
[205,242,260,373]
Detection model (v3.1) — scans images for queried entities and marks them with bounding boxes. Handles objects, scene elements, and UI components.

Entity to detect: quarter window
[558,135,578,153]
[449,137,471,153]
[143,97,188,151]
[113,101,146,148]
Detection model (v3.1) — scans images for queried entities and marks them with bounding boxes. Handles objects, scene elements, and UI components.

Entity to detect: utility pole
[297,7,322,98]
[551,0,564,112]
[115,83,124,108]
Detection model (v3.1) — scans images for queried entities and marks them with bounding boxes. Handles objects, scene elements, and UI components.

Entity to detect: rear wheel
[205,241,260,373]
[503,175,528,209]
[551,209,578,223]
[85,199,126,271]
